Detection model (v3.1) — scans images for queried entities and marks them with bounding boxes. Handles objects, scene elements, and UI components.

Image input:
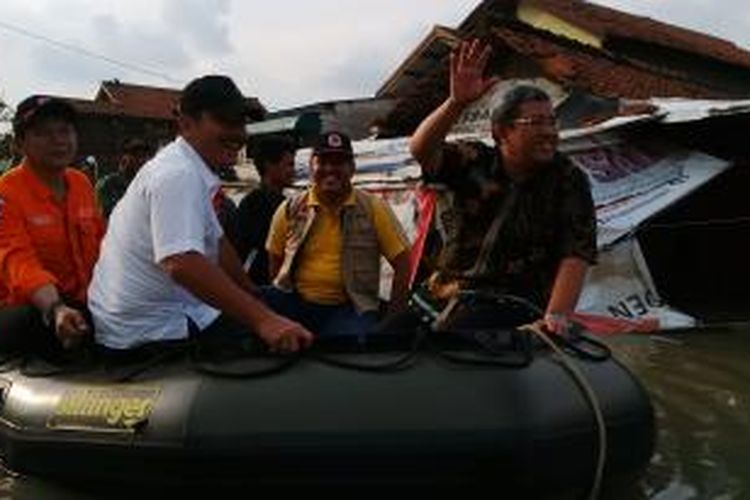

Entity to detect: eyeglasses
[513,116,557,128]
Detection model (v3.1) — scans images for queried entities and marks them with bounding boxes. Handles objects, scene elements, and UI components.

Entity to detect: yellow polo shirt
[267,188,409,305]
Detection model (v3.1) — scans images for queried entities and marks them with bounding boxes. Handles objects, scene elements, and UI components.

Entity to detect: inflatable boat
[0,327,654,494]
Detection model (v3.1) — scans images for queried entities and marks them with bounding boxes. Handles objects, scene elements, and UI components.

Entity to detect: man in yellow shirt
[265,131,410,338]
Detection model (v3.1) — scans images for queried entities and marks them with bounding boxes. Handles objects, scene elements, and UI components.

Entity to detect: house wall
[262,98,397,143]
[635,115,750,321]
[321,98,397,139]
[638,162,750,320]
[516,2,603,49]
[75,115,176,176]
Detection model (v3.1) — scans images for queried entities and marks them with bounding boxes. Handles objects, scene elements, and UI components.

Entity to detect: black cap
[12,95,77,137]
[312,131,353,158]
[179,75,253,124]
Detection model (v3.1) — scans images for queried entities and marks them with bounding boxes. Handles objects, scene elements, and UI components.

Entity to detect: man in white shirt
[89,75,313,353]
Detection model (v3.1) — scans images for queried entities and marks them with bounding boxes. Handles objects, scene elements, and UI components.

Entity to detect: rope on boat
[519,323,608,500]
[310,328,426,373]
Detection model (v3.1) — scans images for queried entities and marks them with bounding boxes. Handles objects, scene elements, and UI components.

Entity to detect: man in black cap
[89,75,313,353]
[0,95,104,356]
[264,131,411,338]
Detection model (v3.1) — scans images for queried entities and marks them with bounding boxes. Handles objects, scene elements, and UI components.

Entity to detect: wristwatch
[42,299,66,329]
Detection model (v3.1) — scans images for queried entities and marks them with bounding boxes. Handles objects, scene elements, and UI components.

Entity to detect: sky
[2,0,750,113]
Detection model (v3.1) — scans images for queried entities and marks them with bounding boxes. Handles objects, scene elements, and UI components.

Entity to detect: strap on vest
[466,185,519,278]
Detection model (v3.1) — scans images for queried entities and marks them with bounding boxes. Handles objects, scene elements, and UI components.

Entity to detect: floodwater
[606,326,750,499]
[0,326,748,499]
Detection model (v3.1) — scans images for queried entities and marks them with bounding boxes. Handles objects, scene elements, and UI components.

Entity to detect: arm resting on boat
[31,284,89,348]
[160,252,313,351]
[545,257,589,319]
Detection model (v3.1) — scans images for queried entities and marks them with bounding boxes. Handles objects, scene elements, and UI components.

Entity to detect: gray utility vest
[273,189,381,313]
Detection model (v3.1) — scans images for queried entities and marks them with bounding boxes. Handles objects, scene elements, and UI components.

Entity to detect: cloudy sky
[2,0,750,112]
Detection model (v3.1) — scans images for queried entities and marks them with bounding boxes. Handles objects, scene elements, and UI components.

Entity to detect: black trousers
[97,313,252,365]
[0,301,92,358]
[0,304,62,356]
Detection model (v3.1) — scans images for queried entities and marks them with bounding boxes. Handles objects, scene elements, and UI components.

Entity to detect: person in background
[213,188,240,251]
[0,96,105,356]
[96,138,155,218]
[236,135,296,285]
[78,155,98,185]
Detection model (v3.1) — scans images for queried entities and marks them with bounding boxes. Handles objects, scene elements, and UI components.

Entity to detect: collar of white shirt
[174,136,222,199]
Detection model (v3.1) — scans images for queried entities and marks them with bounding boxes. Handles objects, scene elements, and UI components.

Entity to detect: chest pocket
[342,207,379,280]
[346,210,377,244]
[26,213,65,261]
[348,210,378,258]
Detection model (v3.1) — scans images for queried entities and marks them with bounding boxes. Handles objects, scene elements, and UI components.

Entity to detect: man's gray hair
[490,85,552,126]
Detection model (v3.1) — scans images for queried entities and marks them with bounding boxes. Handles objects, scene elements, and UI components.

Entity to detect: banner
[285,128,729,321]
[577,238,695,328]
[567,140,730,247]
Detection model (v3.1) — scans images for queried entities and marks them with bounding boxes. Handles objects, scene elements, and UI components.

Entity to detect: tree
[0,96,13,168]
[0,134,11,165]
[0,96,11,123]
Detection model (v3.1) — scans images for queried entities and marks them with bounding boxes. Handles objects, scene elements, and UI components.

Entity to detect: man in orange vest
[0,96,105,356]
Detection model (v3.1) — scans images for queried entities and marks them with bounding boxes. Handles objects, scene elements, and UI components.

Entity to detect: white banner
[365,186,419,300]
[569,145,730,247]
[577,238,695,328]
[287,131,729,319]
[340,135,730,250]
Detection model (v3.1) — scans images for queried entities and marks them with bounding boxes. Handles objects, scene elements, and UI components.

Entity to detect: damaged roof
[492,24,720,99]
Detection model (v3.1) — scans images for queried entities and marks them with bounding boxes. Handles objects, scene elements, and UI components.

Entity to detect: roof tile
[527,0,750,69]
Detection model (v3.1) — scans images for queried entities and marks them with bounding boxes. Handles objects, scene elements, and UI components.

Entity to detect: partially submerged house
[329,0,750,325]
[376,0,750,136]
[560,100,750,324]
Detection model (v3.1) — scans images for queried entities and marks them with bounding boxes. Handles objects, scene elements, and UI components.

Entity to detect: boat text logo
[48,386,160,432]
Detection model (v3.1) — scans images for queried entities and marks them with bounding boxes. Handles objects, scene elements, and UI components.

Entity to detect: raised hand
[449,39,500,105]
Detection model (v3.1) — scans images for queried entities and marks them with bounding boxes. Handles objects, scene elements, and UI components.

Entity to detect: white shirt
[89,137,223,349]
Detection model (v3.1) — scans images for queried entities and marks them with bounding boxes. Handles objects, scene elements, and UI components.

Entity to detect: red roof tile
[377,26,459,98]
[526,0,750,70]
[61,97,132,117]
[97,80,182,120]
[378,21,733,136]
[71,80,267,121]
[493,25,723,99]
